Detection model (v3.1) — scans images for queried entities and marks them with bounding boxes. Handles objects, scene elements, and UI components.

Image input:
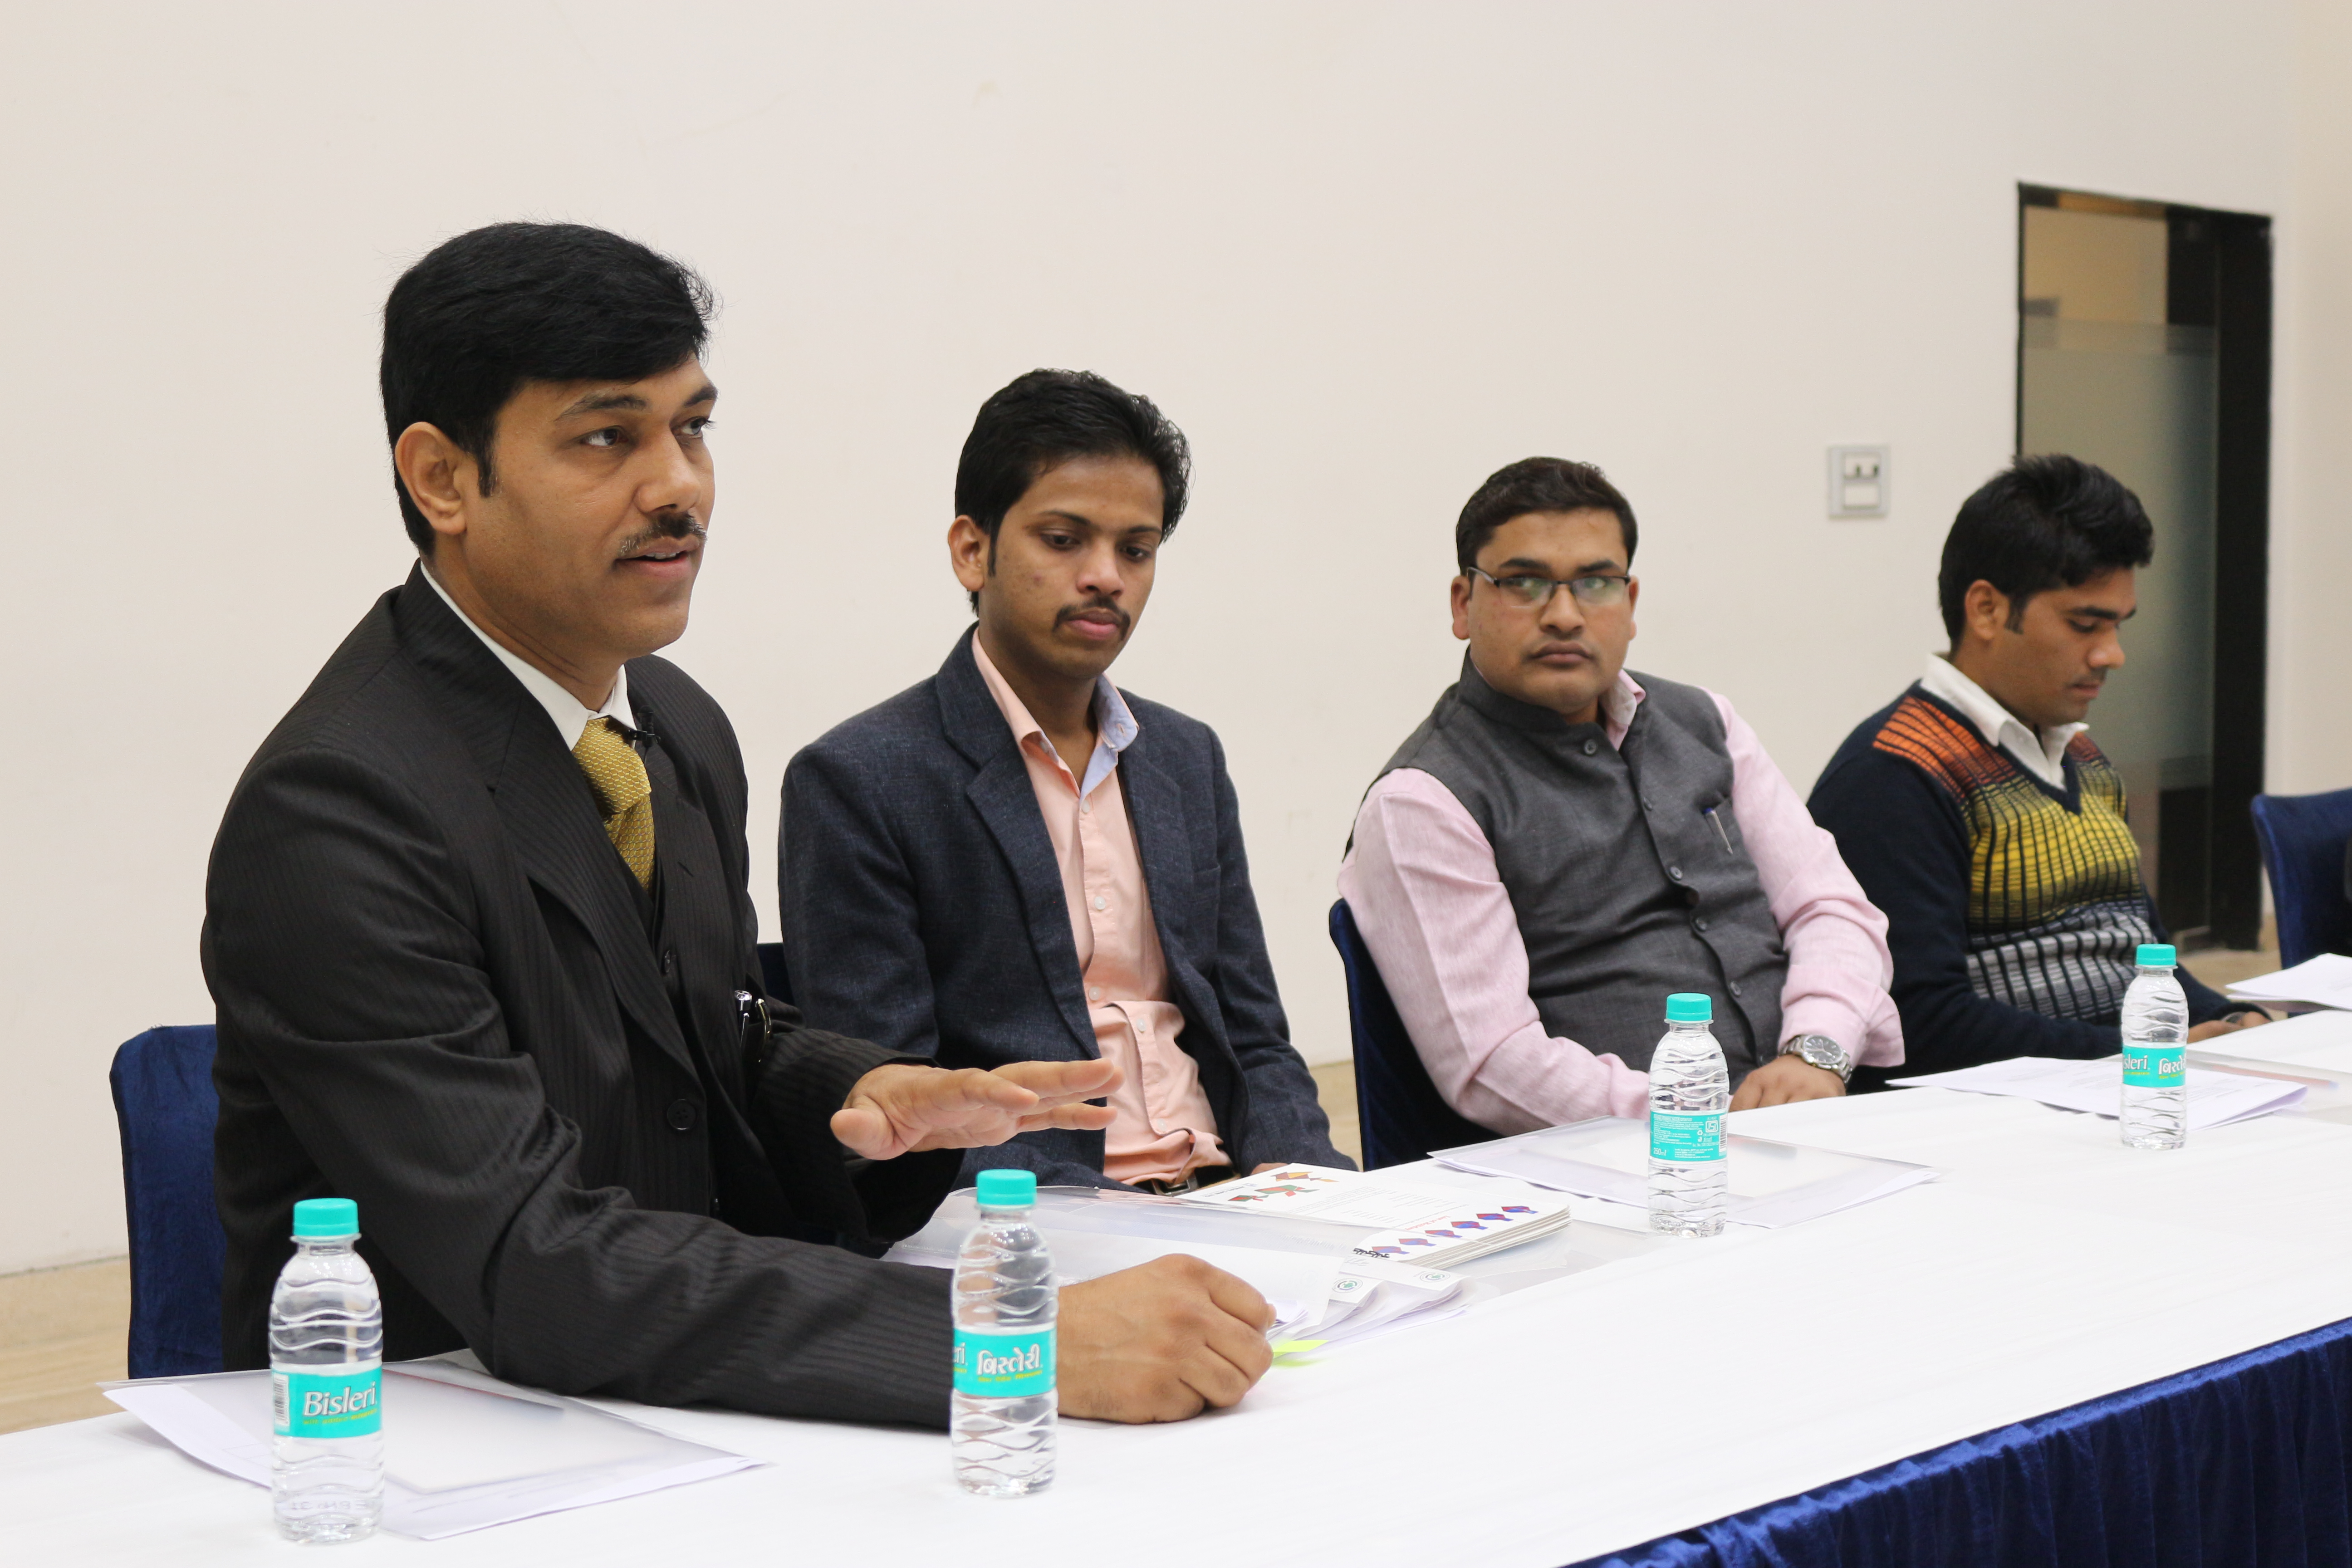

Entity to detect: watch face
[1796,1036,1850,1071]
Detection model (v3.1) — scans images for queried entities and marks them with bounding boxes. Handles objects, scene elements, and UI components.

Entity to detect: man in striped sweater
[1809,456,2269,1083]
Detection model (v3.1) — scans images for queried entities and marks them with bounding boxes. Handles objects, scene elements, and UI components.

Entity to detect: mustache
[1057,598,1132,633]
[614,510,706,559]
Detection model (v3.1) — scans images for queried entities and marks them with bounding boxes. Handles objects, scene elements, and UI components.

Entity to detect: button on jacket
[205,567,963,1426]
[778,627,1347,1189]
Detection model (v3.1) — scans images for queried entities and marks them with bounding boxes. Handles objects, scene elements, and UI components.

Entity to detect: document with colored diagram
[1176,1165,1573,1267]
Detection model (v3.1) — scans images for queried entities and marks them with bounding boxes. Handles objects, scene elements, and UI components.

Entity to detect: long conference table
[12,1008,2352,1568]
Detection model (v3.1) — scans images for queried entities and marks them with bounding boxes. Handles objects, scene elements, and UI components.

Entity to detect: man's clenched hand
[1057,1255,1276,1422]
[832,1059,1122,1160]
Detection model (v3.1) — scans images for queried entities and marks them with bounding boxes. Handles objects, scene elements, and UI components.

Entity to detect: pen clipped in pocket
[1698,793,1741,857]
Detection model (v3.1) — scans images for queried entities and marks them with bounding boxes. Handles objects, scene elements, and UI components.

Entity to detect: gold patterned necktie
[573,717,655,889]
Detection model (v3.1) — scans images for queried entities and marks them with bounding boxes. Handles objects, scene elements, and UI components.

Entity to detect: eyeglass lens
[1489,572,1628,608]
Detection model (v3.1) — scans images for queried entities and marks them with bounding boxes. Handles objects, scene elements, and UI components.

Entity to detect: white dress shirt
[421,567,633,745]
[1917,654,2083,789]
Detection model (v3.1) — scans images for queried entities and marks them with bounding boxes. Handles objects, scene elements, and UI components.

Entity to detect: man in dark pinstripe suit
[204,224,1277,1427]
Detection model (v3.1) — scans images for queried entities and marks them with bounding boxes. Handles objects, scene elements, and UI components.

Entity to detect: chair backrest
[2250,787,2352,968]
[107,1025,226,1379]
[755,941,795,1009]
[1328,901,1492,1169]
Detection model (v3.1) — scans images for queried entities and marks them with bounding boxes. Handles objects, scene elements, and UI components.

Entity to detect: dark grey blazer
[205,566,962,1427]
[778,629,1346,1187]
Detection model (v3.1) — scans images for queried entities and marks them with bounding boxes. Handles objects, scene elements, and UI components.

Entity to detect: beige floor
[0,1259,127,1435]
[0,942,2274,1439]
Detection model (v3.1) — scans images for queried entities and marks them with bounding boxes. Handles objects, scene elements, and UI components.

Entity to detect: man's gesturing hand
[1057,1255,1276,1422]
[832,1060,1122,1160]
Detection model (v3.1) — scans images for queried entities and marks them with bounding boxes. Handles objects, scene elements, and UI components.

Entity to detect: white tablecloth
[13,1008,2352,1568]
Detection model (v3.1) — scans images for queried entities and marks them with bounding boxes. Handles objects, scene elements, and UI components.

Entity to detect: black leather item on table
[203,566,964,1428]
[1330,901,1491,1169]
[777,626,1348,1189]
[109,1025,227,1378]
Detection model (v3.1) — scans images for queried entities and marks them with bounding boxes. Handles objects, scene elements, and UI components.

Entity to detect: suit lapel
[494,745,698,1083]
[391,570,698,1083]
[637,726,748,1102]
[936,632,1099,1058]
[1117,732,1216,1030]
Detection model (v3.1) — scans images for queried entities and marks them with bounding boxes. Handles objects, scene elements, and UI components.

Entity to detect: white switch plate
[1828,446,1889,518]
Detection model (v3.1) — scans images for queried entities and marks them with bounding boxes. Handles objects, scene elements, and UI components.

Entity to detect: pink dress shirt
[1337,671,1902,1134]
[972,640,1229,1184]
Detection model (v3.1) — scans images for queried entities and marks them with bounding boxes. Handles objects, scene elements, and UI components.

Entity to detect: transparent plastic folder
[886,1180,1651,1314]
[892,1183,1386,1265]
[102,1357,759,1539]
[1431,1118,1939,1228]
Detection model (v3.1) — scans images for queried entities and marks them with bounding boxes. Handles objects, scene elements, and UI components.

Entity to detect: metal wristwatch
[1781,1034,1852,1084]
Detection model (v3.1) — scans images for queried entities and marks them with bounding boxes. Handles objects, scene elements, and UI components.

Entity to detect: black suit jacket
[777,629,1346,1187]
[204,568,961,1426]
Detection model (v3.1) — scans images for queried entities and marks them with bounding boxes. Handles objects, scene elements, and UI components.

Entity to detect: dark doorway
[2017,185,2271,950]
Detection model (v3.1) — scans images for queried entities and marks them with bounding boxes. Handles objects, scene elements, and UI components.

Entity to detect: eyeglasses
[1465,566,1632,611]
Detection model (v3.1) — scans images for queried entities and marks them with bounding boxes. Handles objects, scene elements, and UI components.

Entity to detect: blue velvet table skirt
[1574,1314,2352,1568]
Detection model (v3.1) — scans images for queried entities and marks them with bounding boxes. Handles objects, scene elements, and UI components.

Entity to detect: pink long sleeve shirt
[1336,672,1903,1133]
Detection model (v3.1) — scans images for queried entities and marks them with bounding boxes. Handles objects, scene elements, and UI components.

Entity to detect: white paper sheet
[101,1362,761,1539]
[1889,1054,2308,1129]
[1430,1118,1939,1227]
[2225,952,2352,1010]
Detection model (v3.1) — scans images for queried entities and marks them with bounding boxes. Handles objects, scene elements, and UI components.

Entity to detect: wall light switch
[1828,446,1889,518]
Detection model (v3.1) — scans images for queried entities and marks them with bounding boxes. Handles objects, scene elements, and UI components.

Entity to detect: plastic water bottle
[952,1170,1057,1496]
[2121,942,2189,1150]
[270,1198,385,1543]
[1648,992,1730,1237]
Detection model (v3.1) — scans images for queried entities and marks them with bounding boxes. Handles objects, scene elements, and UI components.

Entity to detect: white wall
[1,1,2342,1273]
[2277,0,2352,801]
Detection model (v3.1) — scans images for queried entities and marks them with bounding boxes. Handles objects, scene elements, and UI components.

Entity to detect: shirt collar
[421,564,633,747]
[971,634,1137,798]
[1601,670,1643,750]
[1920,653,2080,787]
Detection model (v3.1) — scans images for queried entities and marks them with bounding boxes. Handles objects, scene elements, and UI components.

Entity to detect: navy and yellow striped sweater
[1808,684,2229,1078]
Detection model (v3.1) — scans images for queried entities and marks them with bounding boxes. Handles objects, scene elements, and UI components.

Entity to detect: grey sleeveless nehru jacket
[1374,658,1788,1078]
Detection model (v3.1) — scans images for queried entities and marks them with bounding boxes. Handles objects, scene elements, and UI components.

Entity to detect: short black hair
[1938,455,2155,641]
[1455,458,1638,572]
[954,369,1191,607]
[380,222,713,554]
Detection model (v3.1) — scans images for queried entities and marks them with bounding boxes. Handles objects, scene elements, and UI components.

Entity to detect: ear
[1449,573,1473,642]
[394,423,477,549]
[1962,579,2012,643]
[1624,574,1639,639]
[948,515,992,597]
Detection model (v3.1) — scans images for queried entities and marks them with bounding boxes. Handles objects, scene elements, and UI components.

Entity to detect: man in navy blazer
[779,370,1346,1191]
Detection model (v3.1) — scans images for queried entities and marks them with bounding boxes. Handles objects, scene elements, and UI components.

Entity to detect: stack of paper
[1431,1119,1938,1228]
[1297,1261,1487,1353]
[1889,1055,2307,1129]
[2187,1049,2352,1125]
[101,1358,759,1539]
[2225,953,2352,1011]
[1175,1164,1574,1267]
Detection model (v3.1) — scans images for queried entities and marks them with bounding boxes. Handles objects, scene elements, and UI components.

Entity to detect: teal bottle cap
[2136,943,2176,967]
[1665,992,1713,1024]
[292,1197,358,1237]
[974,1169,1037,1208]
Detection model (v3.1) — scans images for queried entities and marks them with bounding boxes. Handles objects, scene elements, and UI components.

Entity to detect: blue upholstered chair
[1328,901,1491,1170]
[2251,787,2352,968]
[107,1025,226,1379]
